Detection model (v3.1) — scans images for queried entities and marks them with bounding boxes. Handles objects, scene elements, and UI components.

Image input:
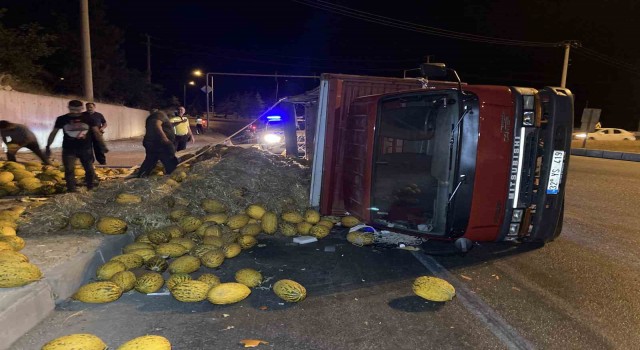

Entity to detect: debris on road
[240,339,269,347]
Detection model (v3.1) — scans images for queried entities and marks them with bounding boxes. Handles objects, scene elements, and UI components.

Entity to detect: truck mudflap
[499,87,573,242]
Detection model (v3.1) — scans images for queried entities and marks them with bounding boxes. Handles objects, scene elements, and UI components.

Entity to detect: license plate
[546,150,564,194]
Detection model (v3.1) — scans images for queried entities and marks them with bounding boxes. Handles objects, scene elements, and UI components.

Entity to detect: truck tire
[549,201,564,241]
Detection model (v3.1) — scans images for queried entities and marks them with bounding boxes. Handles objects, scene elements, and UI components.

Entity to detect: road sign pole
[581,111,592,149]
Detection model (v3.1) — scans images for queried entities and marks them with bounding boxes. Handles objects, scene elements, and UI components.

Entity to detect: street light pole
[560,40,580,88]
[80,0,94,101]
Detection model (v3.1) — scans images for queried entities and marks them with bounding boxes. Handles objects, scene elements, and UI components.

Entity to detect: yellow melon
[226,214,250,230]
[261,211,278,234]
[207,282,251,304]
[235,268,262,287]
[412,276,456,302]
[245,204,266,219]
[171,280,211,302]
[73,281,123,303]
[70,212,95,229]
[0,261,42,287]
[273,279,307,303]
[42,334,107,350]
[96,217,128,235]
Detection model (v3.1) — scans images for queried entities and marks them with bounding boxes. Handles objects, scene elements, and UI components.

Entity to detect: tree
[0,9,56,89]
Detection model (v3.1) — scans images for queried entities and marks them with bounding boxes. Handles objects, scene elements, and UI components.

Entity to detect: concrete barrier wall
[0,90,148,149]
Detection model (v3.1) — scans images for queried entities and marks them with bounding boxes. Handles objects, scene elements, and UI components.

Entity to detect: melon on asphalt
[341,215,360,228]
[273,279,307,303]
[346,231,375,246]
[207,282,251,305]
[134,272,165,294]
[166,273,192,290]
[168,255,201,274]
[110,253,144,269]
[200,249,225,268]
[412,276,456,302]
[116,335,171,350]
[155,243,188,258]
[96,260,127,281]
[197,273,221,287]
[110,271,137,292]
[237,235,257,250]
[42,333,107,350]
[304,209,321,224]
[73,281,123,303]
[171,280,211,302]
[235,268,262,287]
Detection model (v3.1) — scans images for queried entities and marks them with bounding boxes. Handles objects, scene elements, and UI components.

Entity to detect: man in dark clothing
[0,120,51,165]
[83,102,108,165]
[137,110,178,177]
[45,100,108,192]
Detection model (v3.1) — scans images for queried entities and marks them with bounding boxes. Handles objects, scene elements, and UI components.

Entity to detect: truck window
[370,93,458,234]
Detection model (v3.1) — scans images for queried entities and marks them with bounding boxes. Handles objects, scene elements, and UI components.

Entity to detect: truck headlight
[512,209,523,223]
[523,111,534,126]
[264,134,282,144]
[509,223,520,235]
[574,133,587,139]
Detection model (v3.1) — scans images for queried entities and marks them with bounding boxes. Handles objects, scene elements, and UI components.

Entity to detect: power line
[292,1,640,78]
[146,35,422,64]
[292,0,560,47]
[149,42,411,72]
[573,47,640,77]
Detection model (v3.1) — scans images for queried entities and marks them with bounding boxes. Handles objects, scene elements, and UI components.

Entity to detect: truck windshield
[370,92,458,234]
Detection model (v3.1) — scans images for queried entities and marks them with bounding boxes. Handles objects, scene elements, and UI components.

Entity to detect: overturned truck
[296,64,572,244]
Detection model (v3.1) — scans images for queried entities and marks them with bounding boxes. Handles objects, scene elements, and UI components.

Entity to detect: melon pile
[0,160,132,198]
[72,198,337,305]
[0,204,42,288]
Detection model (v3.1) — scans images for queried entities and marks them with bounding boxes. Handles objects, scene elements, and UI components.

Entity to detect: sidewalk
[1,131,229,349]
[7,132,228,168]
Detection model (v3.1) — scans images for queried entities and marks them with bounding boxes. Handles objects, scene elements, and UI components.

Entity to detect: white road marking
[412,251,536,350]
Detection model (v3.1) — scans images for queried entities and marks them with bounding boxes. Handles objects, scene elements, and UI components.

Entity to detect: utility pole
[146,34,151,83]
[80,0,94,101]
[560,40,580,88]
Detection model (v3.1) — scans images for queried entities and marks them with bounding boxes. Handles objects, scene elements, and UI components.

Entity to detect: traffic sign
[580,108,601,132]
[201,85,212,93]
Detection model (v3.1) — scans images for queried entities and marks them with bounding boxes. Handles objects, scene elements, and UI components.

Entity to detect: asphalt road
[10,156,640,350]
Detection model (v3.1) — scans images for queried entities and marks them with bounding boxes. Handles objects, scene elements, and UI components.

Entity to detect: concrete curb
[571,148,640,162]
[0,232,136,350]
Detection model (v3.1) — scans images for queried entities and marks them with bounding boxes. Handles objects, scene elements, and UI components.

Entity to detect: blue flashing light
[266,115,281,121]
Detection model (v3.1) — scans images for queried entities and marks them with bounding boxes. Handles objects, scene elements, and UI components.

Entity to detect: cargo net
[19,145,311,236]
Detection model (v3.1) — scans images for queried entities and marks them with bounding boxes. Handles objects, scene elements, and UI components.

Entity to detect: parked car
[572,128,636,141]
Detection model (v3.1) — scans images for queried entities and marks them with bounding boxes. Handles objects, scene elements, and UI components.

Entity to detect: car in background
[258,116,306,156]
[572,128,636,141]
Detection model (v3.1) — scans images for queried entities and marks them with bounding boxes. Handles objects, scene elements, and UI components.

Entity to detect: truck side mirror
[420,63,448,78]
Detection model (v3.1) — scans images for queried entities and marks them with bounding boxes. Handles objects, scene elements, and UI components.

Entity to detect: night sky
[7,0,640,129]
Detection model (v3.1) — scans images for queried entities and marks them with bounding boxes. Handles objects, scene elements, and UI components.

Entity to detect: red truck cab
[310,66,573,243]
